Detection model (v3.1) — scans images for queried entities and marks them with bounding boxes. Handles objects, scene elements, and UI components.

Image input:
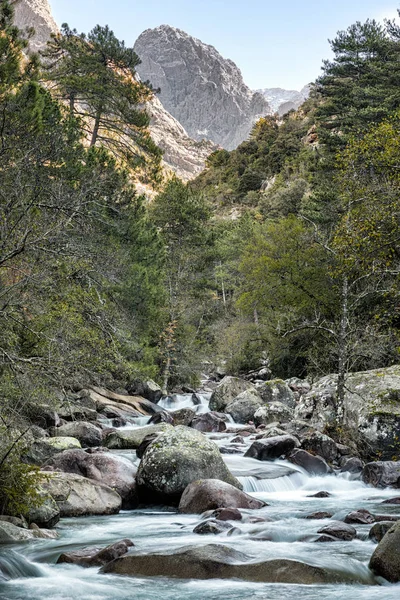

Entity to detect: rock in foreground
[369,520,400,582]
[101,543,373,584]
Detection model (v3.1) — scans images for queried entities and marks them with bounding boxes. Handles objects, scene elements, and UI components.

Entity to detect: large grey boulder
[190,412,227,432]
[50,421,102,447]
[136,426,241,504]
[255,379,296,409]
[179,479,266,514]
[27,496,60,528]
[42,472,121,517]
[362,461,400,488]
[225,390,263,423]
[317,521,357,541]
[288,449,331,475]
[102,543,373,584]
[103,424,173,450]
[295,366,400,459]
[127,379,163,404]
[57,539,134,567]
[245,435,300,461]
[209,377,256,412]
[0,522,37,542]
[369,520,400,582]
[134,26,270,150]
[44,448,138,509]
[254,402,294,426]
[23,437,81,466]
[301,431,338,463]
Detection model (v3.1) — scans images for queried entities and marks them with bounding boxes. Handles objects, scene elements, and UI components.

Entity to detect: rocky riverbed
[1,374,400,598]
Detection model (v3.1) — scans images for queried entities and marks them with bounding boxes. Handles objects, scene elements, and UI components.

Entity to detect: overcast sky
[50,1,398,91]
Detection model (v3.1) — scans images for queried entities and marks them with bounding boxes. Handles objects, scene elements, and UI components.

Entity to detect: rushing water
[0,393,399,600]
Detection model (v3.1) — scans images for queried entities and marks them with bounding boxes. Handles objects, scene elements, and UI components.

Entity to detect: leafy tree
[42,23,162,178]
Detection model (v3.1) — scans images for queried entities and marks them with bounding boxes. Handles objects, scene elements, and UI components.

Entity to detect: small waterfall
[158,393,210,413]
[0,551,44,581]
[238,471,307,493]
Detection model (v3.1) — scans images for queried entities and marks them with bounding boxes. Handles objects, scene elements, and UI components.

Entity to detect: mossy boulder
[255,379,296,408]
[136,426,241,504]
[103,424,173,450]
[23,437,81,466]
[225,389,263,423]
[369,520,400,582]
[209,377,256,412]
[295,365,400,459]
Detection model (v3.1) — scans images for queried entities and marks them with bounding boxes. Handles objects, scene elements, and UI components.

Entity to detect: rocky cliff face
[134,25,271,150]
[12,0,58,52]
[257,85,310,116]
[12,2,212,181]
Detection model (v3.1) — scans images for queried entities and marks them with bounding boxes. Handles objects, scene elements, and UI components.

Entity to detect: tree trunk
[336,276,349,425]
[90,108,102,147]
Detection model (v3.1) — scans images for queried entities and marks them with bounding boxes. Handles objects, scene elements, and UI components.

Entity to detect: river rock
[300,431,338,463]
[57,539,134,567]
[23,437,82,466]
[340,456,364,474]
[253,402,294,426]
[362,461,400,488]
[126,379,163,403]
[136,433,160,459]
[305,512,333,520]
[225,390,264,423]
[193,519,232,535]
[295,366,400,459]
[369,522,394,543]
[256,425,287,439]
[42,472,121,517]
[344,509,375,525]
[0,522,37,542]
[208,508,243,521]
[103,423,173,450]
[245,435,300,461]
[136,426,241,504]
[369,520,400,582]
[27,496,60,528]
[170,407,196,426]
[381,497,400,504]
[148,411,174,425]
[101,543,373,584]
[209,377,256,412]
[190,412,227,432]
[255,379,296,408]
[179,479,266,514]
[317,521,357,541]
[50,421,102,447]
[287,449,331,475]
[44,448,138,509]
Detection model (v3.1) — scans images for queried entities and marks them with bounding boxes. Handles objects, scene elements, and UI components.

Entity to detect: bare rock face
[12,0,58,52]
[257,85,310,116]
[134,25,271,149]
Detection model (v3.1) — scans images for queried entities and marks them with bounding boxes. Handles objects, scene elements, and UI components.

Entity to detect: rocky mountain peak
[11,0,57,52]
[134,25,271,149]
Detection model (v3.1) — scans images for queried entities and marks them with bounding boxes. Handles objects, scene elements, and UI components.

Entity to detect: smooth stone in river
[179,479,266,514]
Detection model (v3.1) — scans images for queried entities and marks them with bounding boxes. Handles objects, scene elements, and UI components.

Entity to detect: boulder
[23,437,81,466]
[27,496,60,528]
[245,435,300,461]
[285,378,311,400]
[287,449,331,475]
[300,431,338,463]
[362,461,400,488]
[44,448,138,509]
[0,522,37,542]
[207,508,243,521]
[308,491,332,498]
[179,479,266,514]
[317,521,357,541]
[340,456,364,474]
[255,379,296,408]
[42,472,121,517]
[344,509,375,525]
[126,379,163,404]
[225,390,264,423]
[101,543,373,584]
[136,426,241,504]
[305,512,333,520]
[148,411,174,425]
[369,520,400,582]
[193,519,232,535]
[256,425,287,439]
[295,366,400,460]
[136,433,160,459]
[103,424,173,450]
[190,412,227,433]
[170,407,196,426]
[50,421,102,447]
[209,377,256,412]
[253,402,293,426]
[369,522,394,543]
[382,497,400,504]
[57,539,134,567]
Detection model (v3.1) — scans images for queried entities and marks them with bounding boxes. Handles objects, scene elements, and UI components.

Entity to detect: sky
[50,1,399,91]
